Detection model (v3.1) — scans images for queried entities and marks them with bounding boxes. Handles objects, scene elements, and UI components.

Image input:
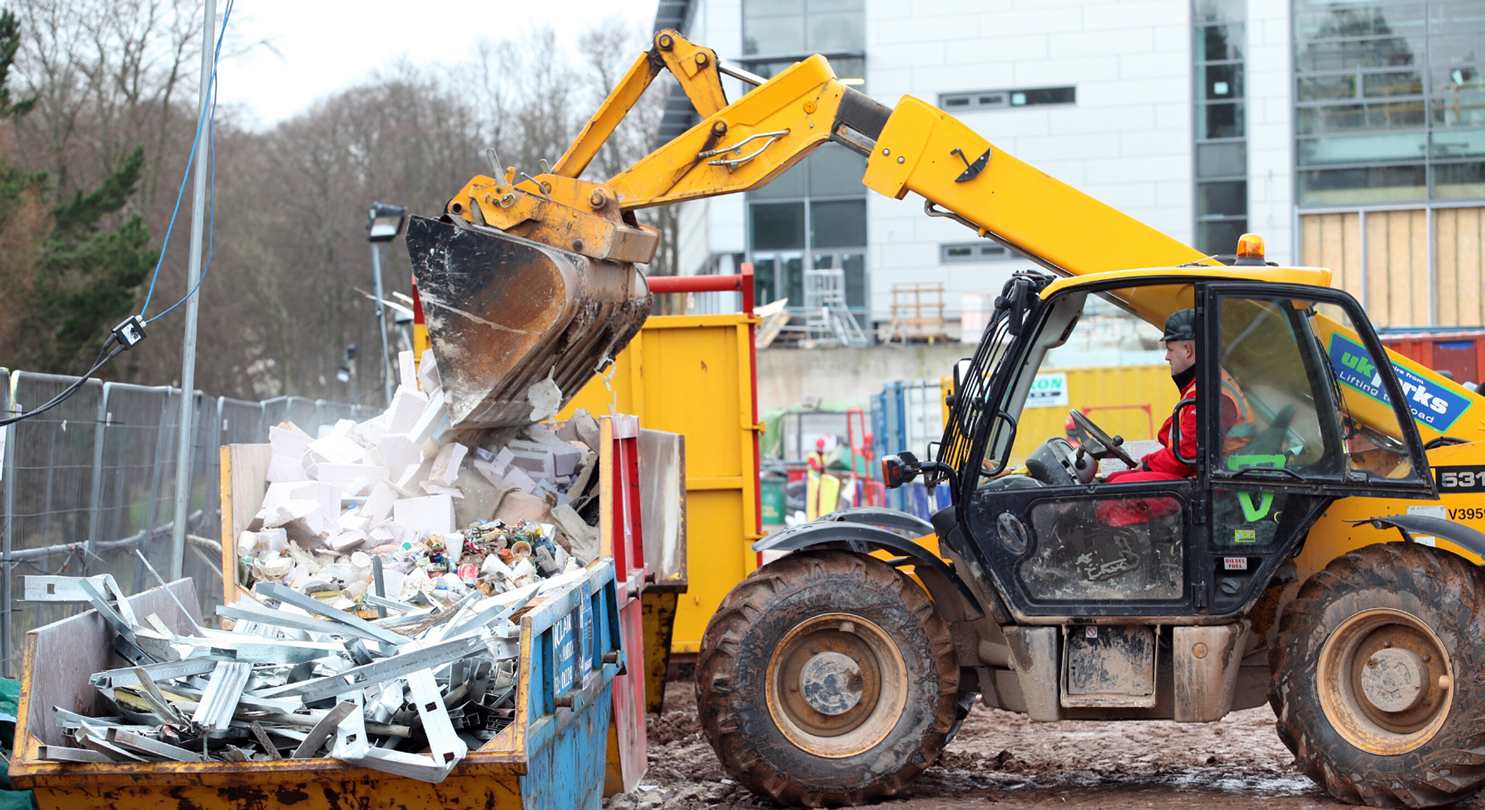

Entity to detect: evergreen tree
[0,10,157,374]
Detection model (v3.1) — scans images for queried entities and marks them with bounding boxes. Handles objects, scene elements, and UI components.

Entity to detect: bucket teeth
[406,216,651,429]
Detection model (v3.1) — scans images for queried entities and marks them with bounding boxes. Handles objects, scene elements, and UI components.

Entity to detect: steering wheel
[1069,409,1139,470]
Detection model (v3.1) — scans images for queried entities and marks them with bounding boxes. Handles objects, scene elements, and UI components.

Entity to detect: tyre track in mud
[604,681,1485,810]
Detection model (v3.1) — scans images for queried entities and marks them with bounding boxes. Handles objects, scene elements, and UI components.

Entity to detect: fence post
[86,385,111,554]
[2,372,12,677]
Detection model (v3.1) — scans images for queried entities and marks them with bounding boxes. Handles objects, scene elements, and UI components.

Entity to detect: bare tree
[13,0,204,205]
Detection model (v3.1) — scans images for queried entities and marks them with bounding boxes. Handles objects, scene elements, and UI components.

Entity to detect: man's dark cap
[1162,309,1197,342]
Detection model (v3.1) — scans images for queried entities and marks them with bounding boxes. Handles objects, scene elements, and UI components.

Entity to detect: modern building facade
[655,0,1485,332]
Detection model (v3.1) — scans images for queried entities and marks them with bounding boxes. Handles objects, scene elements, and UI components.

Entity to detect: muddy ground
[604,681,1485,810]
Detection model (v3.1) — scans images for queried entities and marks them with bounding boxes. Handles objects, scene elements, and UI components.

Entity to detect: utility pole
[170,0,216,580]
[366,202,408,406]
[370,242,394,405]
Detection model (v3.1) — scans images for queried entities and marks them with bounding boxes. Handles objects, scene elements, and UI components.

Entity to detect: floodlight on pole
[366,201,407,406]
[367,202,407,243]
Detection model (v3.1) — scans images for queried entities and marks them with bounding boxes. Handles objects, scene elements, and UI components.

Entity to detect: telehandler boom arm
[424,29,1480,442]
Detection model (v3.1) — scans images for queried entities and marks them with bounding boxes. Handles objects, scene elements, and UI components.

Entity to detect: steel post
[371,243,394,406]
[170,0,216,580]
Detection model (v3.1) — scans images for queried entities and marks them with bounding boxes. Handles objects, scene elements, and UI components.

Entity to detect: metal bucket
[406,216,651,429]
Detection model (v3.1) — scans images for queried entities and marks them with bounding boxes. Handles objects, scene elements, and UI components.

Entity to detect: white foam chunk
[385,388,430,436]
[393,494,455,535]
[409,390,449,456]
[378,434,422,473]
[398,350,418,391]
[501,465,538,494]
[361,482,398,524]
[417,349,441,396]
[308,434,365,466]
[318,463,388,494]
[428,442,467,487]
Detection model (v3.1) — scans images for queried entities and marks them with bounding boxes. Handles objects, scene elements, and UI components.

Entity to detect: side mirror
[882,451,920,490]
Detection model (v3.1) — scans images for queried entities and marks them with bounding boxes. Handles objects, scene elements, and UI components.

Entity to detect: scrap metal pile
[25,351,611,784]
[27,562,594,783]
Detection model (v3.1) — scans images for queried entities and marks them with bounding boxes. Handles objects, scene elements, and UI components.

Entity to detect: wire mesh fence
[0,371,378,676]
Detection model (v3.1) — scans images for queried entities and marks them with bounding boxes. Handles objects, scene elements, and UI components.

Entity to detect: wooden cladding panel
[1436,207,1485,328]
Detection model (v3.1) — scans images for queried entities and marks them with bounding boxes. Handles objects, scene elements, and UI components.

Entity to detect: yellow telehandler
[407,30,1485,809]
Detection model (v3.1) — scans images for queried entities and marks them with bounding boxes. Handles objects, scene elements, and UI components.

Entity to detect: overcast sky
[215,0,658,130]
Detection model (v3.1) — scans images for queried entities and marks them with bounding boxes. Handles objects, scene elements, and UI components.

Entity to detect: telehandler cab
[403,26,1485,809]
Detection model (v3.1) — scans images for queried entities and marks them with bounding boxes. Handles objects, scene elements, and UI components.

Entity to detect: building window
[748,145,868,315]
[1294,0,1485,206]
[939,87,1076,111]
[739,0,866,90]
[743,0,864,58]
[1195,0,1249,255]
[940,241,1021,263]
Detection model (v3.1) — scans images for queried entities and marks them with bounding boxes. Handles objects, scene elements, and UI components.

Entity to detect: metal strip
[128,666,191,729]
[406,668,465,766]
[135,549,205,633]
[38,745,113,764]
[76,729,147,762]
[330,692,369,760]
[106,728,204,762]
[255,583,408,647]
[175,635,344,665]
[74,578,142,646]
[191,660,252,730]
[290,700,356,758]
[216,601,390,643]
[91,657,221,690]
[258,635,483,704]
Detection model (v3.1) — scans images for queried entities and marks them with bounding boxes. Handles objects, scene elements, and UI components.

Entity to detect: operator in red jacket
[1096,308,1253,526]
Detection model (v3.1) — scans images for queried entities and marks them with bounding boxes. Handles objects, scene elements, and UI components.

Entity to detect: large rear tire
[1269,542,1485,808]
[696,551,959,807]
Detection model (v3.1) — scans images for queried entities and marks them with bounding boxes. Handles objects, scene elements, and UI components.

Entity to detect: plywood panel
[1460,208,1483,327]
[1438,208,1460,326]
[1411,209,1429,325]
[1367,212,1392,325]
[1342,212,1363,301]
[1320,214,1344,287]
[1388,212,1413,325]
[1302,214,1321,267]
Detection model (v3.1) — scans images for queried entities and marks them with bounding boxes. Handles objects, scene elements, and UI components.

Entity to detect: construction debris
[23,350,614,785]
[24,562,597,783]
[238,350,604,612]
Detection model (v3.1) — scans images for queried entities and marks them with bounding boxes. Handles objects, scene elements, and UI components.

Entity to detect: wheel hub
[1360,647,1426,713]
[1317,608,1454,755]
[799,651,864,715]
[766,613,908,758]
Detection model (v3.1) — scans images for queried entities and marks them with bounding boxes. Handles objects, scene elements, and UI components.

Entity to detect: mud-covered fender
[1352,514,1485,559]
[752,508,984,619]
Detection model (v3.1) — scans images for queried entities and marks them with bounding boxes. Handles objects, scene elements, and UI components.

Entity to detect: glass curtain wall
[742,0,869,318]
[1195,0,1250,254]
[1295,0,1485,205]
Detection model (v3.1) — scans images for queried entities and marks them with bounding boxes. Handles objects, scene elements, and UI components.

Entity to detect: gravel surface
[602,681,1485,810]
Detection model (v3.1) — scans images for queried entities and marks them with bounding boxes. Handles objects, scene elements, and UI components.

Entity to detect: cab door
[1198,284,1434,613]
